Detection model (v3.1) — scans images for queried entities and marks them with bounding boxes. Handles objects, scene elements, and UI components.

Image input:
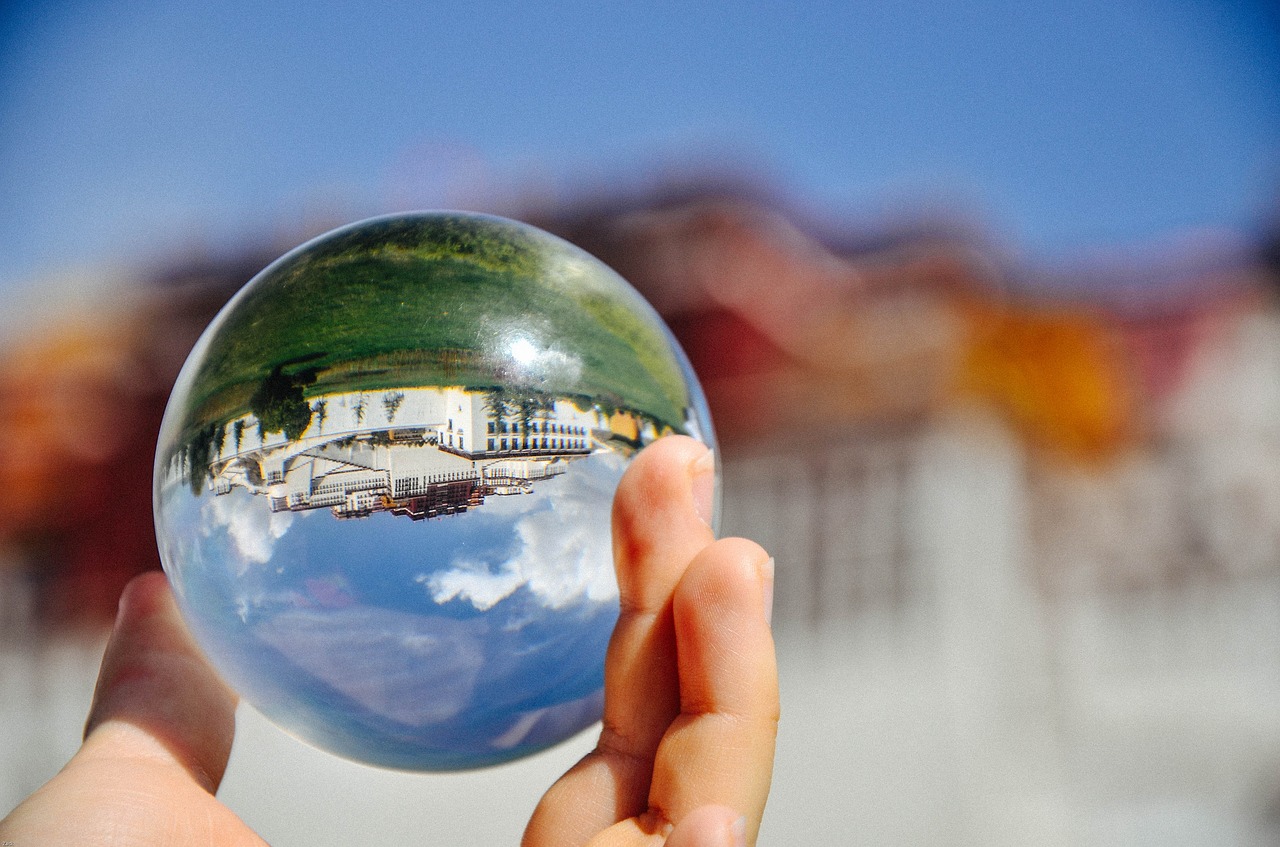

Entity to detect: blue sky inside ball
[157,452,625,769]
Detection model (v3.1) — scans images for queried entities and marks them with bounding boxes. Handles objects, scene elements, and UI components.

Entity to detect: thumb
[82,569,238,792]
[2,571,258,844]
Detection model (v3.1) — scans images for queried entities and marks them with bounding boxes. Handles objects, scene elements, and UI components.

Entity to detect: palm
[7,742,265,846]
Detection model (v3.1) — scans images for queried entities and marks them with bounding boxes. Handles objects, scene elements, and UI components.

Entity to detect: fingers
[525,435,717,845]
[527,436,777,847]
[576,538,777,847]
[82,570,239,793]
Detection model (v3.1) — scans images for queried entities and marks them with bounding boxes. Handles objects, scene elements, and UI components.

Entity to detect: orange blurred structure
[0,268,265,626]
[957,301,1136,463]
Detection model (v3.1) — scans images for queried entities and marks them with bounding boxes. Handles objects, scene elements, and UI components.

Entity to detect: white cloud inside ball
[423,452,625,611]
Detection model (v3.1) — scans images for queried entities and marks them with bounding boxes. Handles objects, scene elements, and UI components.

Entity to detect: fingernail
[758,557,775,626]
[729,815,748,847]
[690,447,716,529]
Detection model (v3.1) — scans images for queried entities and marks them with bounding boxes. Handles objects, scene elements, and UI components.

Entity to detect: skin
[0,436,778,846]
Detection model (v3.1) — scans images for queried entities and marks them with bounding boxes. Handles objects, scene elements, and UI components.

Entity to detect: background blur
[2,1,1280,844]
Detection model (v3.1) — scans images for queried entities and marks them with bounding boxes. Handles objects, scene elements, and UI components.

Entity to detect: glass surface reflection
[154,212,713,770]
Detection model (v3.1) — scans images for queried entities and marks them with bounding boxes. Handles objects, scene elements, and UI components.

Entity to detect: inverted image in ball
[153,212,714,770]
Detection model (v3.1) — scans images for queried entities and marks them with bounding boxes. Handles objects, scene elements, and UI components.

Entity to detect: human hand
[525,436,777,846]
[0,436,778,846]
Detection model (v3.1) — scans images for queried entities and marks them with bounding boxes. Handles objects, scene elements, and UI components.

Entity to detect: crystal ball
[153,212,714,770]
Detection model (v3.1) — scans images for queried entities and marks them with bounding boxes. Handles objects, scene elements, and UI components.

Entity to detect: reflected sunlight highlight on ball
[153,212,715,770]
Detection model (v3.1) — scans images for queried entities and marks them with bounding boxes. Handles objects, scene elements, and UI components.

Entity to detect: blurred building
[3,179,1280,844]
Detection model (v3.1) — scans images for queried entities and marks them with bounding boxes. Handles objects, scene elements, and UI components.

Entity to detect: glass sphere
[153,212,714,770]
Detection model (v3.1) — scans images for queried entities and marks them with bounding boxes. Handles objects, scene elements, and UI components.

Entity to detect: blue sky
[159,454,623,768]
[1,0,1277,294]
